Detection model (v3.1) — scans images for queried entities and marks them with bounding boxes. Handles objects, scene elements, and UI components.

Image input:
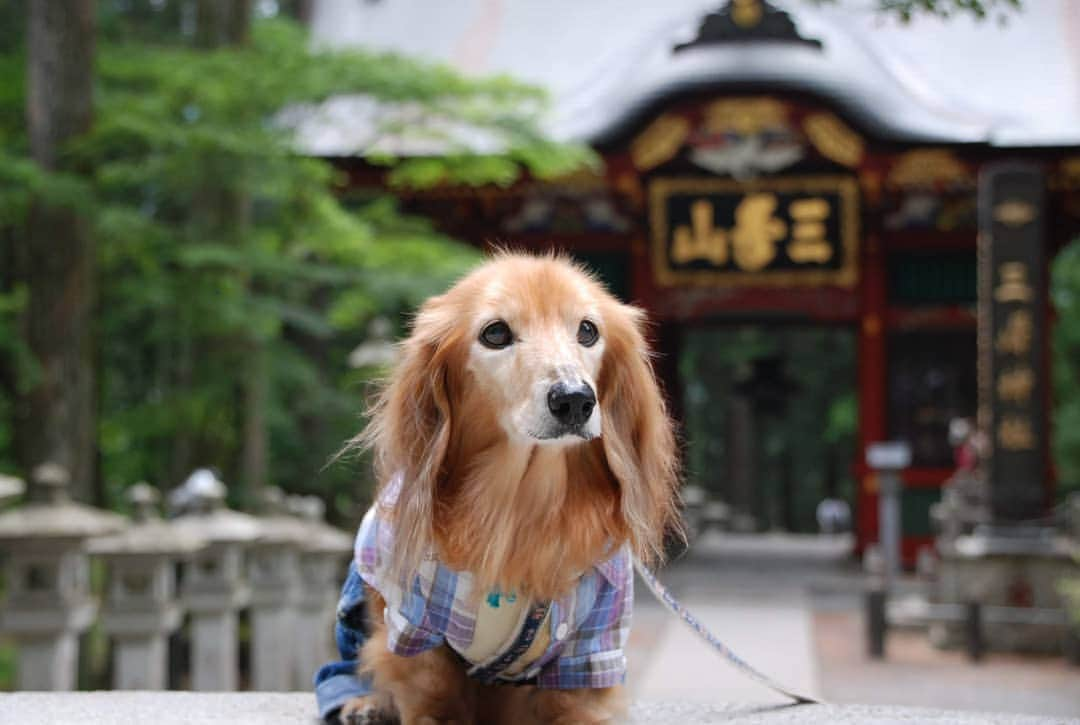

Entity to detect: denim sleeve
[314,560,374,721]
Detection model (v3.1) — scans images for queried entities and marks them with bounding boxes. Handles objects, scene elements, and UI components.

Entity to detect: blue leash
[633,557,820,705]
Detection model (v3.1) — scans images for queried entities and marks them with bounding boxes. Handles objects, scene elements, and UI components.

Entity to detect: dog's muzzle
[544,381,596,437]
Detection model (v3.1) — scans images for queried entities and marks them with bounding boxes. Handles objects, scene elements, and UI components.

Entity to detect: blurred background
[0,0,1078,718]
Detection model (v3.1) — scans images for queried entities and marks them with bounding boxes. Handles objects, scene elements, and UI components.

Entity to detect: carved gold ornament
[732,0,764,27]
[1049,157,1080,191]
[703,97,789,135]
[996,367,1035,405]
[1063,157,1080,186]
[672,200,731,266]
[631,114,690,171]
[730,193,788,271]
[997,416,1035,451]
[545,166,608,190]
[995,310,1033,356]
[993,199,1037,228]
[803,112,865,168]
[994,263,1033,303]
[886,149,972,189]
[669,193,837,270]
[788,197,834,263]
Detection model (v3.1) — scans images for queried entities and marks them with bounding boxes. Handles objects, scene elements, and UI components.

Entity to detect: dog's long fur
[345,252,681,724]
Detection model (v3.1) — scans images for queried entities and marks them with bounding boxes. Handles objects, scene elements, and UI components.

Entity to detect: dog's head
[361,252,680,588]
[464,254,608,444]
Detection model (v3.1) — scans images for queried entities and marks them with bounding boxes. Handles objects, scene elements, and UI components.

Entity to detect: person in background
[948,418,985,475]
[815,497,851,534]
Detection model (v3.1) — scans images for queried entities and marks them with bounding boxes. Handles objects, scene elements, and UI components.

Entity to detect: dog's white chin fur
[531,428,600,446]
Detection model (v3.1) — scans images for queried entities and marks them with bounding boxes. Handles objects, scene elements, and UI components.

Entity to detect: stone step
[0,692,1073,725]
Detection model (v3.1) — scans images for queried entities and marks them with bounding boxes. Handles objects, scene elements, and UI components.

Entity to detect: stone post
[1065,493,1080,541]
[925,164,1070,654]
[247,487,309,691]
[866,442,911,587]
[88,484,207,690]
[287,494,352,690]
[0,464,126,690]
[680,484,707,540]
[171,469,261,691]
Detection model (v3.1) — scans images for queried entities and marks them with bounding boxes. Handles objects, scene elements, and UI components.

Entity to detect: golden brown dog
[341,252,680,724]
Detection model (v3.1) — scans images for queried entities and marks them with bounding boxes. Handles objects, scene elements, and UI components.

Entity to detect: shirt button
[555,622,569,640]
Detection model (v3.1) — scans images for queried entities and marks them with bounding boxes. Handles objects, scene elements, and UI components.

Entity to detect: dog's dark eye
[480,320,513,349]
[577,319,599,347]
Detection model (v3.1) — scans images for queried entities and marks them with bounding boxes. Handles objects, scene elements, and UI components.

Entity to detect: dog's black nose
[547,382,596,426]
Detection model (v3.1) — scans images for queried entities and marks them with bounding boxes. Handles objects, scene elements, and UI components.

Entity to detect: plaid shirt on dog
[313,482,633,721]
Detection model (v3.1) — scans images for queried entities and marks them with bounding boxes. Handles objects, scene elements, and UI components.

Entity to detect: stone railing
[0,465,353,693]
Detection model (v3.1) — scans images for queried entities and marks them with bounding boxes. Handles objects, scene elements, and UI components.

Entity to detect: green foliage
[680,327,857,532]
[0,0,1056,525]
[1060,577,1080,623]
[1052,238,1080,500]
[0,285,32,471]
[877,0,1022,22]
[812,0,1023,23]
[0,638,14,692]
[0,10,594,517]
[825,391,857,445]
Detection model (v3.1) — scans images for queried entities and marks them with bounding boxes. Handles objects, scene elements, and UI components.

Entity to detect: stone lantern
[87,483,207,690]
[287,494,353,690]
[0,472,24,506]
[347,316,398,369]
[247,487,310,691]
[0,463,126,690]
[1066,492,1080,543]
[170,469,261,691]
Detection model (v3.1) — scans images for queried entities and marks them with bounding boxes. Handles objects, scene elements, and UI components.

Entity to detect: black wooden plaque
[649,176,858,287]
[977,163,1047,522]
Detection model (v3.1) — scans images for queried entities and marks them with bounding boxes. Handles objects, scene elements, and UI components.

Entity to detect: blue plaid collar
[593,548,625,587]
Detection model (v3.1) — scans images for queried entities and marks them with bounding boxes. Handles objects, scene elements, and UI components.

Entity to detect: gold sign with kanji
[649,176,859,287]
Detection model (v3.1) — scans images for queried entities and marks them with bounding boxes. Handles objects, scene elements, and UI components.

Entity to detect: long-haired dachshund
[341,252,680,724]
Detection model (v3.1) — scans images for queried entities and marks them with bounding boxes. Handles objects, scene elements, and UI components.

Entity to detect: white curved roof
[306,0,1080,152]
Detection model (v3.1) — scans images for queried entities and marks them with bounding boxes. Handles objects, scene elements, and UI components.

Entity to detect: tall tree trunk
[284,0,315,26]
[196,0,251,48]
[16,0,97,502]
[168,324,194,488]
[192,0,266,506]
[241,344,268,507]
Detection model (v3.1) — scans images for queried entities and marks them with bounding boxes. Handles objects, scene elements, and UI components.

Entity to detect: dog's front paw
[338,695,398,725]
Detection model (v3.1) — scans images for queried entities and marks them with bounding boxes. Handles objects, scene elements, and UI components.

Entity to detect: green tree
[1052,238,1080,500]
[0,3,592,515]
[680,327,857,532]
[0,0,1041,518]
[13,0,98,502]
[814,0,1022,22]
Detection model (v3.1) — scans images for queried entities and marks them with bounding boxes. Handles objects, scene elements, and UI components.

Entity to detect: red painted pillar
[856,233,888,556]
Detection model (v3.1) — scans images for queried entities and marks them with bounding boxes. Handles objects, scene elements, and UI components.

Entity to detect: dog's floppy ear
[360,293,459,578]
[597,302,682,565]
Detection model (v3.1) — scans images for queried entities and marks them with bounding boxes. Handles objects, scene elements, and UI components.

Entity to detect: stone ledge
[0,692,1074,725]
